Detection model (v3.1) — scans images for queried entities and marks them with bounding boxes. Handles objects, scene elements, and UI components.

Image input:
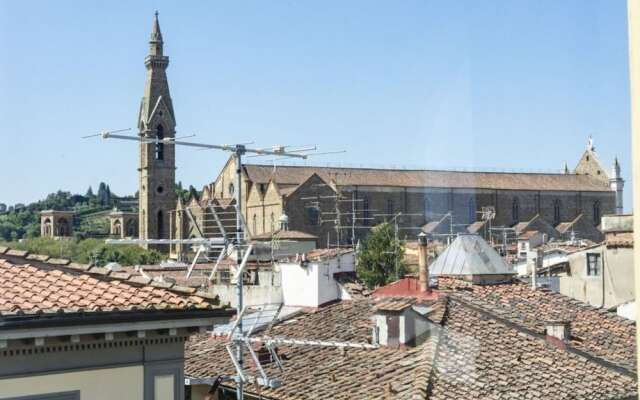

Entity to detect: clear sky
[0,1,632,209]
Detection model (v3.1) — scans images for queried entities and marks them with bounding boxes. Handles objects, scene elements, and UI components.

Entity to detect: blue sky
[0,1,632,209]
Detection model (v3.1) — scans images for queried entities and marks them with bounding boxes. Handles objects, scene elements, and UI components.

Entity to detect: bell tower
[138,12,177,248]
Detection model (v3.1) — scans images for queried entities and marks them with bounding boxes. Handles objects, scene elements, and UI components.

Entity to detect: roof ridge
[449,295,636,379]
[245,163,594,176]
[0,246,218,302]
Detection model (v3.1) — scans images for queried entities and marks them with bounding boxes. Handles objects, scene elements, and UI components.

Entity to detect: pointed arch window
[469,198,476,223]
[253,214,258,235]
[155,125,165,161]
[593,201,601,225]
[512,197,520,224]
[113,220,122,236]
[363,196,370,226]
[424,197,431,221]
[553,199,562,226]
[157,210,163,238]
[43,218,52,236]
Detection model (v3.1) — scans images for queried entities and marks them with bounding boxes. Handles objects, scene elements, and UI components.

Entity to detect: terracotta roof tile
[185,280,637,399]
[244,164,611,192]
[0,257,225,317]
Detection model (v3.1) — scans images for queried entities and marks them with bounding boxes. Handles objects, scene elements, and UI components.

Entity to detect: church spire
[151,11,163,42]
[148,11,164,57]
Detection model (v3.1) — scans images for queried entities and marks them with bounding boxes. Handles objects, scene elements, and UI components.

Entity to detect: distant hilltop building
[125,14,624,257]
[40,210,74,238]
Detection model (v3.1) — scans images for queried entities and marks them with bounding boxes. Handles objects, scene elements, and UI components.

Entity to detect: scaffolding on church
[96,130,367,400]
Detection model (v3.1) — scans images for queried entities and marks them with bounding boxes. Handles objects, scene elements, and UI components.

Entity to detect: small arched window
[155,125,164,160]
[424,197,431,221]
[57,218,69,236]
[43,218,52,236]
[363,196,370,226]
[469,198,476,223]
[157,210,163,238]
[593,201,601,225]
[553,199,562,225]
[228,183,235,197]
[270,212,275,232]
[307,206,319,226]
[113,220,122,236]
[512,198,520,224]
[253,214,258,234]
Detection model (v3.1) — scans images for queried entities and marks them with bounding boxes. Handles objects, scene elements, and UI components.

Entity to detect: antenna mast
[97,132,311,400]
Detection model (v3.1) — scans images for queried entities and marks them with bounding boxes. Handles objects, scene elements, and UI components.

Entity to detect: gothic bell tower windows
[137,12,177,247]
[155,125,165,161]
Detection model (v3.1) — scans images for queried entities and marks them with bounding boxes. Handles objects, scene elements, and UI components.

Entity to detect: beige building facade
[558,215,634,309]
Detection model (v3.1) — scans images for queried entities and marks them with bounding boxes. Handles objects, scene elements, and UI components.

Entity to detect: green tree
[86,186,95,198]
[356,222,406,289]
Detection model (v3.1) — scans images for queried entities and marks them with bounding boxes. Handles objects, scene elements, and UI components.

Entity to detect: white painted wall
[516,249,568,276]
[278,252,355,307]
[212,269,283,307]
[617,301,636,320]
[0,365,144,399]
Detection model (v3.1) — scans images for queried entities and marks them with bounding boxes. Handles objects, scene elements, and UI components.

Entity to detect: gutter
[0,308,235,337]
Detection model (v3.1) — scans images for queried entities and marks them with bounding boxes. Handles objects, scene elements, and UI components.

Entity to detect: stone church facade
[170,141,622,253]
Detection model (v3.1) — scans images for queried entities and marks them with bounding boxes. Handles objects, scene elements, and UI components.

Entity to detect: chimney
[545,320,571,342]
[418,232,429,293]
[371,299,430,347]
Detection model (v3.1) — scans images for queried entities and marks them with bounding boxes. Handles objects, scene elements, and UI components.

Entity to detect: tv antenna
[90,129,346,400]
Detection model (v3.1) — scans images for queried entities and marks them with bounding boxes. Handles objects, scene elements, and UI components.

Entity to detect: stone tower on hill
[138,12,176,249]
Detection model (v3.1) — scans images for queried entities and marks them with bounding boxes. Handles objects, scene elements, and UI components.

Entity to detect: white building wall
[279,252,355,308]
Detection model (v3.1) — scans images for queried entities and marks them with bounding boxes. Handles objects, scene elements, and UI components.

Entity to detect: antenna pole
[235,147,245,400]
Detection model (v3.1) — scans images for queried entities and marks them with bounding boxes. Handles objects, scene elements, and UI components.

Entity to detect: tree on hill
[0,184,133,241]
[356,222,407,289]
[86,186,94,198]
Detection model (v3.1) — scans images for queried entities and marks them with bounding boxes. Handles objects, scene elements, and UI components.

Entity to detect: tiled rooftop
[186,278,637,399]
[438,277,637,372]
[244,164,612,192]
[0,249,225,317]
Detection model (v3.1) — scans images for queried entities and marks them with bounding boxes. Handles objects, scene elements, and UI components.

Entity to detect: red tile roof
[185,278,637,399]
[0,257,223,316]
[372,277,440,300]
[244,164,612,192]
[438,277,637,372]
